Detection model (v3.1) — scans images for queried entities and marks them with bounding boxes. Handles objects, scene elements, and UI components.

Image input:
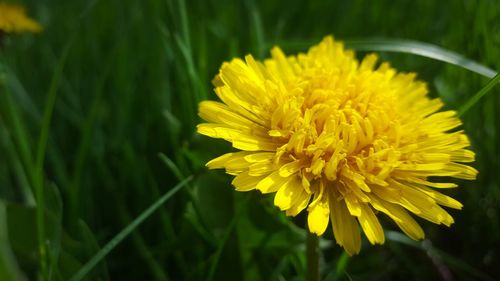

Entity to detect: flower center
[270,70,402,187]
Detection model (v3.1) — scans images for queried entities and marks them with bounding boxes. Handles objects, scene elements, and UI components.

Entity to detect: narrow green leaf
[458,72,500,116]
[206,196,249,281]
[335,252,350,277]
[0,201,27,281]
[178,0,191,53]
[158,153,184,180]
[68,50,113,228]
[77,221,110,281]
[0,66,35,205]
[45,183,63,281]
[68,176,193,281]
[246,0,265,57]
[158,153,216,244]
[271,38,498,79]
[34,42,72,193]
[34,41,72,281]
[172,0,208,103]
[0,99,35,206]
[345,39,498,79]
[115,197,168,281]
[386,231,496,281]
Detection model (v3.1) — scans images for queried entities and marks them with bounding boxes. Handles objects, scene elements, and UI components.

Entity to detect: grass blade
[178,0,191,53]
[272,38,498,79]
[158,153,216,244]
[0,201,27,281]
[335,252,350,277]
[0,78,35,205]
[34,41,72,280]
[345,38,498,79]
[68,50,113,229]
[207,196,249,281]
[77,221,110,281]
[245,0,265,57]
[458,72,500,116]
[68,176,193,281]
[386,231,496,281]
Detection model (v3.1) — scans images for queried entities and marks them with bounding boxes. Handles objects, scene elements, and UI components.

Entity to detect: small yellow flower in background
[0,2,42,33]
[197,36,478,255]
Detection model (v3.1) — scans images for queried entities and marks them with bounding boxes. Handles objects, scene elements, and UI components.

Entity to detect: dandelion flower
[197,36,477,255]
[0,2,42,34]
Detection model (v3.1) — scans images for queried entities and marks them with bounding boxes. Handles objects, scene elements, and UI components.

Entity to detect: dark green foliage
[0,0,499,280]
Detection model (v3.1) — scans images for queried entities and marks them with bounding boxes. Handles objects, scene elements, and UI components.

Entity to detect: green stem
[35,41,72,280]
[69,176,193,281]
[458,72,500,117]
[306,231,320,281]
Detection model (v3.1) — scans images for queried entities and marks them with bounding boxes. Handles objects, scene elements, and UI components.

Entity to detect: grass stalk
[69,176,193,281]
[34,42,72,281]
[458,72,500,116]
[306,231,320,281]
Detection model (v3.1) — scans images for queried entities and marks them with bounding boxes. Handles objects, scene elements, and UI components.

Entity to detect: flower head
[197,36,477,255]
[0,2,42,33]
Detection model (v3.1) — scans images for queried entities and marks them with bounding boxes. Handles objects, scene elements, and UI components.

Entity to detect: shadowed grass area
[0,0,499,280]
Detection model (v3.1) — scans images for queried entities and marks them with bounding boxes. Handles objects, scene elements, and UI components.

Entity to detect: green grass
[0,0,499,280]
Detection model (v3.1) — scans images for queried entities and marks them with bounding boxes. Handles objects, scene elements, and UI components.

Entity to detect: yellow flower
[0,2,42,33]
[197,36,478,255]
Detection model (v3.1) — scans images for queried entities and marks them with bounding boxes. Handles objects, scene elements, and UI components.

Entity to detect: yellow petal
[337,183,362,216]
[359,53,378,71]
[197,123,279,151]
[441,163,478,180]
[413,185,463,209]
[198,101,266,133]
[402,176,458,189]
[285,191,311,216]
[330,192,361,255]
[256,171,289,194]
[215,69,271,123]
[307,195,330,235]
[388,180,437,214]
[270,47,297,82]
[358,204,385,244]
[248,161,276,176]
[206,152,252,169]
[244,152,275,163]
[232,171,268,191]
[415,204,454,226]
[392,210,424,240]
[396,179,463,210]
[370,195,424,240]
[449,149,475,163]
[274,176,303,210]
[279,160,303,177]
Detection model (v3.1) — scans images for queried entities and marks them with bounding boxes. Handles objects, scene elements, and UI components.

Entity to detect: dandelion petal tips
[0,3,42,34]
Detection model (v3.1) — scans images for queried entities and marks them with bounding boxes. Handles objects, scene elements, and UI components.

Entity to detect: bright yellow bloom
[197,36,477,255]
[0,3,42,33]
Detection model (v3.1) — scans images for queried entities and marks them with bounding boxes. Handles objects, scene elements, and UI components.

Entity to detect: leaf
[7,204,39,277]
[76,221,110,281]
[68,176,193,281]
[0,201,28,281]
[34,39,73,280]
[271,38,498,79]
[6,195,67,280]
[386,231,497,281]
[345,38,498,79]
[45,183,63,281]
[0,68,36,205]
[458,72,500,116]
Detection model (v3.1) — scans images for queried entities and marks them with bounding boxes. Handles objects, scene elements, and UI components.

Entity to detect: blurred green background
[0,0,499,280]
